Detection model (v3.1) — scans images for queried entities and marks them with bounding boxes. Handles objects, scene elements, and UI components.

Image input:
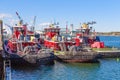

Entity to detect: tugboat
[3,13,54,66]
[44,22,103,63]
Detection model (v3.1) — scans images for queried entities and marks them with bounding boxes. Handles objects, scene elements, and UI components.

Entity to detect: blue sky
[0,0,120,32]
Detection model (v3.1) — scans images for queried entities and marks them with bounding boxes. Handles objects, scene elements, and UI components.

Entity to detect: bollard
[117,58,119,62]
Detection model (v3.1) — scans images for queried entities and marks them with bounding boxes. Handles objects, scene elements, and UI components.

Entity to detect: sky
[0,0,120,32]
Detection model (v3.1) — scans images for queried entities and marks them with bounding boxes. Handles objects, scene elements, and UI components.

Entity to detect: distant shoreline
[97,32,120,36]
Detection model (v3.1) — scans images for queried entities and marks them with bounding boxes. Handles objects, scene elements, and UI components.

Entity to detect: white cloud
[35,22,51,30]
[9,19,18,25]
[0,13,12,19]
[0,13,18,26]
[39,22,51,26]
[0,13,17,34]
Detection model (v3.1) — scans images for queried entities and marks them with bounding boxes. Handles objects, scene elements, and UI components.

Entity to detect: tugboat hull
[55,51,100,63]
[8,54,54,66]
[4,43,54,66]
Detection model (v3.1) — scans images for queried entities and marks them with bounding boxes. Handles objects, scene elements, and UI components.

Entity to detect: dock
[97,50,120,58]
[54,50,120,63]
[54,51,100,63]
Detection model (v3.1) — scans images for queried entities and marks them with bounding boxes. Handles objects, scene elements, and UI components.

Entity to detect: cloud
[9,19,18,25]
[0,13,17,34]
[35,22,51,30]
[0,13,12,19]
[39,22,51,26]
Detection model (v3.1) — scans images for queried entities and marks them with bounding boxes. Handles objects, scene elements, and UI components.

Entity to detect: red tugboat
[44,24,75,51]
[44,22,103,63]
[3,13,54,66]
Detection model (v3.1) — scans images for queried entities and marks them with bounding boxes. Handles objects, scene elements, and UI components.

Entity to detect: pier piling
[0,20,11,80]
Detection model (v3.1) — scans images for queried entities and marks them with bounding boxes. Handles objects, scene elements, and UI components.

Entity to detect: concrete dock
[97,50,120,58]
[54,50,120,63]
[54,51,100,63]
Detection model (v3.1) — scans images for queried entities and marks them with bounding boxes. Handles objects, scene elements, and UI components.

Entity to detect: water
[11,58,120,80]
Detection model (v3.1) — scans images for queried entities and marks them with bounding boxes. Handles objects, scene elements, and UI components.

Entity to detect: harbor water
[11,58,120,80]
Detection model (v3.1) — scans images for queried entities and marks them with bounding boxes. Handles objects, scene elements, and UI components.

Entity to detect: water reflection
[11,59,120,80]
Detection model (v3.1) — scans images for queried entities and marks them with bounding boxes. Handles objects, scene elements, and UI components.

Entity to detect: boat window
[50,29,52,32]
[67,36,72,41]
[13,27,17,31]
[55,29,58,32]
[18,27,22,31]
[52,29,54,32]
[45,29,47,32]
[48,29,49,32]
[47,30,49,32]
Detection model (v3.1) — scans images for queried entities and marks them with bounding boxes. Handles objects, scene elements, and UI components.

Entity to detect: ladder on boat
[3,58,11,80]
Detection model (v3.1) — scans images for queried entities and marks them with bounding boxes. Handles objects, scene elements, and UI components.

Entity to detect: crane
[4,23,13,33]
[33,16,36,28]
[31,16,36,31]
[87,21,96,25]
[16,12,23,25]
